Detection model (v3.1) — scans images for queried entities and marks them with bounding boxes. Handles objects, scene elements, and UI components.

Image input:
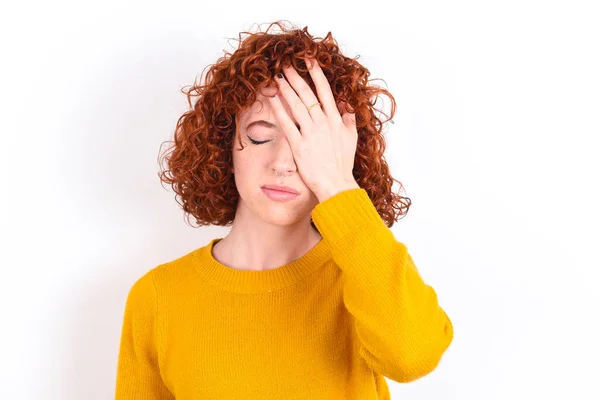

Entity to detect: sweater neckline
[192,237,332,293]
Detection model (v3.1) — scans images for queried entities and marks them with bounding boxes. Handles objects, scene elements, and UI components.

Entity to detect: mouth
[261,185,300,195]
[261,186,300,202]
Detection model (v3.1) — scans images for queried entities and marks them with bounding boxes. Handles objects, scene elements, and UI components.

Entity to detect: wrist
[316,180,360,203]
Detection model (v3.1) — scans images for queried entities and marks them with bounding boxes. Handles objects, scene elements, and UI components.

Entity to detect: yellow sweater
[115,188,454,399]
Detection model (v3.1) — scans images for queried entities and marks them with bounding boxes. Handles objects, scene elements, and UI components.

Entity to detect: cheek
[232,150,264,180]
[235,146,268,167]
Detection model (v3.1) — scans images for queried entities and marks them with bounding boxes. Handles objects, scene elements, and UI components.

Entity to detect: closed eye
[247,136,269,145]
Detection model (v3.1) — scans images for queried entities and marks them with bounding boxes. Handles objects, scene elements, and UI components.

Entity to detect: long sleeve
[115,271,174,399]
[311,188,454,383]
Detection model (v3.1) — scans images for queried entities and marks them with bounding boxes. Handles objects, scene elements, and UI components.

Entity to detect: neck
[212,216,322,272]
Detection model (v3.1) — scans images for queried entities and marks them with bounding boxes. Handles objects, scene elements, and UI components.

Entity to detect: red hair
[158,20,411,229]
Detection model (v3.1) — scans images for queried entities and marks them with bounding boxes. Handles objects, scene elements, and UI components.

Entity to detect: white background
[1,1,599,399]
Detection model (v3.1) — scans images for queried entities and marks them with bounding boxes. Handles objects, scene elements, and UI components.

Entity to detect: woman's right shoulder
[137,244,207,292]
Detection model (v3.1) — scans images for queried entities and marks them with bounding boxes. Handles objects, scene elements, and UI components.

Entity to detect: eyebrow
[245,119,300,131]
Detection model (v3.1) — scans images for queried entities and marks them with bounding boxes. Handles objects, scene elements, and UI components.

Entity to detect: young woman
[115,21,454,400]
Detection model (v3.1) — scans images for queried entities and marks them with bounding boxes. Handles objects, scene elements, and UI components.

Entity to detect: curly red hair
[158,20,411,230]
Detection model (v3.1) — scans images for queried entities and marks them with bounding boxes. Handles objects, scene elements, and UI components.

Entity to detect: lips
[261,185,300,195]
[261,187,299,202]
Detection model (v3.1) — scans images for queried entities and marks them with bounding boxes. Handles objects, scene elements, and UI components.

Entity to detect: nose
[270,135,297,174]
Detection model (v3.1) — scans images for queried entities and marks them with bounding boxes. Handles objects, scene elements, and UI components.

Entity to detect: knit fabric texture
[115,188,454,399]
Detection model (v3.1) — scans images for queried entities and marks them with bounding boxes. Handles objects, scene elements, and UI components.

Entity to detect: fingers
[274,70,317,130]
[338,100,357,129]
[268,89,302,146]
[270,58,344,144]
[304,58,341,123]
[278,62,329,124]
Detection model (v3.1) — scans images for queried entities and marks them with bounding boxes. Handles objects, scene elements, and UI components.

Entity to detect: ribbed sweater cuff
[311,188,388,247]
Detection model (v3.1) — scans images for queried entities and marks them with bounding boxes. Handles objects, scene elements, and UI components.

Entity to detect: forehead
[245,90,278,115]
[239,87,295,126]
[240,98,298,130]
[239,74,315,124]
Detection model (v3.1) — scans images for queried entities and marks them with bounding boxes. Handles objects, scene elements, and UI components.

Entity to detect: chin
[236,188,318,226]
[258,199,314,225]
[259,209,310,227]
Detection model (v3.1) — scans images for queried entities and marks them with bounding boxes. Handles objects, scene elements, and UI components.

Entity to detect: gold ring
[307,102,321,111]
